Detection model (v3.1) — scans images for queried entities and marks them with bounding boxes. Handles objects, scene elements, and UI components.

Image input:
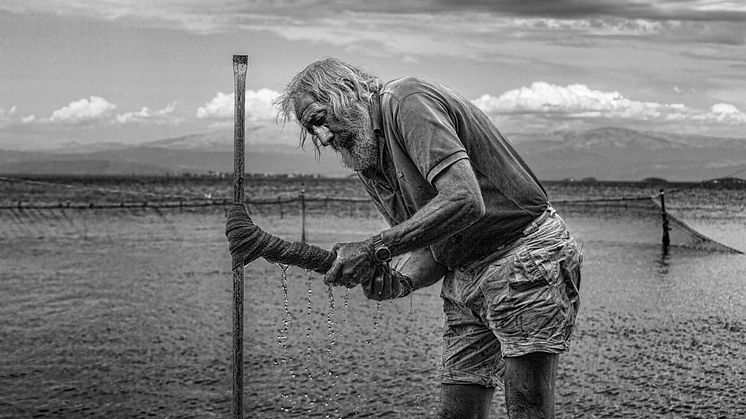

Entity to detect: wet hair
[276,57,381,153]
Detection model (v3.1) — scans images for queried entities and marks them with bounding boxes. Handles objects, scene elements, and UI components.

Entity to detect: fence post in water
[659,189,670,250]
[231,54,248,419]
[300,183,306,243]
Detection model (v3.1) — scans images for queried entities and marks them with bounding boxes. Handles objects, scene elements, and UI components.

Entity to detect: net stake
[231,54,248,419]
[659,189,670,250]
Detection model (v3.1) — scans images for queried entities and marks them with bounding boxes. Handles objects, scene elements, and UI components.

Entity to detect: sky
[1,0,746,150]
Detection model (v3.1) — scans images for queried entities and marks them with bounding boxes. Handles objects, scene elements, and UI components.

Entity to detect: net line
[0,176,742,254]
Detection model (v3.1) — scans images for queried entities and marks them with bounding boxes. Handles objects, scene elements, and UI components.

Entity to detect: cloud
[115,102,181,125]
[30,97,183,126]
[0,106,17,122]
[50,96,117,124]
[6,1,744,40]
[0,105,35,126]
[197,89,280,121]
[472,82,746,125]
[698,103,746,123]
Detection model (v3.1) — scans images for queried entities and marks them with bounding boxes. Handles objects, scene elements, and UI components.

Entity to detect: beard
[338,130,377,171]
[332,102,378,171]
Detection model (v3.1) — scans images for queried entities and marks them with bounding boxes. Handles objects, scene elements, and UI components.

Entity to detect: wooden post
[659,189,670,249]
[231,54,248,419]
[300,183,306,243]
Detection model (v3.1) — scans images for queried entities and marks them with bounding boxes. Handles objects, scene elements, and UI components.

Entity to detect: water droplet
[276,263,296,412]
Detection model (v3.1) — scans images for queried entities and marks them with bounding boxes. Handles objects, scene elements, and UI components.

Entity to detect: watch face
[375,247,392,262]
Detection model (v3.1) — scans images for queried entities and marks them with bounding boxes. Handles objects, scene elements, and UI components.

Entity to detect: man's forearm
[383,194,480,256]
[391,247,448,291]
[380,159,485,257]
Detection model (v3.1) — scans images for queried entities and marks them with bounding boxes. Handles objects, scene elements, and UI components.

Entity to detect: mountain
[513,127,746,181]
[1,126,744,181]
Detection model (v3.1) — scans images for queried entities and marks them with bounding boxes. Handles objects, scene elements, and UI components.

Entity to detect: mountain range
[1,126,744,181]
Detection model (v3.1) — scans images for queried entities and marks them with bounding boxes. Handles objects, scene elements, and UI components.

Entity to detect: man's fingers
[381,268,393,298]
[324,259,342,286]
[362,278,373,296]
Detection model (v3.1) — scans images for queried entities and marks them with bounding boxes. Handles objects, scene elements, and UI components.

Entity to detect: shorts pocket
[509,246,561,292]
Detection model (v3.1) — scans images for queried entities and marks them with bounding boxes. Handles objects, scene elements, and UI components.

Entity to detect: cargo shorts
[438,207,582,388]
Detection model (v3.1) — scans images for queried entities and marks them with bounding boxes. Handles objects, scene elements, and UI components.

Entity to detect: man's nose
[311,125,334,147]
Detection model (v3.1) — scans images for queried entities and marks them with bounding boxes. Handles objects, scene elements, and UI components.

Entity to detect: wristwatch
[370,234,392,263]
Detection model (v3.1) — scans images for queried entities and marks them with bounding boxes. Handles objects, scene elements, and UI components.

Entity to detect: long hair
[276,58,382,153]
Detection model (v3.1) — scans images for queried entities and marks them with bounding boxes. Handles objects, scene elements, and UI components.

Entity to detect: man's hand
[324,240,379,288]
[362,267,414,301]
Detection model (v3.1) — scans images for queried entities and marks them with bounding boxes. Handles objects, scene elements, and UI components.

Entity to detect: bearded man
[229,57,583,418]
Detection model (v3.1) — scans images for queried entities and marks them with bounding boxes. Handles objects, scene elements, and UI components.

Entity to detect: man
[237,57,582,418]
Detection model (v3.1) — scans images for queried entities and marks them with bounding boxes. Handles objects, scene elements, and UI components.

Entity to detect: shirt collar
[370,92,383,135]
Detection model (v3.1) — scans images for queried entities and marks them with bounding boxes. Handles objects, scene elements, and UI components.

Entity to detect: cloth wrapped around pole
[225,204,336,273]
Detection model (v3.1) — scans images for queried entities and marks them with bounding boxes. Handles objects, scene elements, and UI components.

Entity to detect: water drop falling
[367,301,383,395]
[303,269,314,412]
[326,284,340,416]
[276,263,295,412]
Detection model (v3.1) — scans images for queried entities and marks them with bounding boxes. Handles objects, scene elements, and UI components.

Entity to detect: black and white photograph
[1,1,745,418]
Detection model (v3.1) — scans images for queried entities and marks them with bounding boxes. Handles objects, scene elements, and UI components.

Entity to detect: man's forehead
[294,94,319,120]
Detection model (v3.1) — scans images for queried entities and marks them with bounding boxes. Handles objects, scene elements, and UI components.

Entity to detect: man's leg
[437,384,495,419]
[503,352,558,419]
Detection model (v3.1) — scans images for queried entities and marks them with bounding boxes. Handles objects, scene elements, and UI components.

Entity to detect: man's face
[298,97,378,171]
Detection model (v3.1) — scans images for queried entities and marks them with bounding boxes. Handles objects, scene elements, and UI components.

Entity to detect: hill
[1,126,744,181]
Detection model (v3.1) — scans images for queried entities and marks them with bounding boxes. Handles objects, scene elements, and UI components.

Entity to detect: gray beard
[339,127,378,171]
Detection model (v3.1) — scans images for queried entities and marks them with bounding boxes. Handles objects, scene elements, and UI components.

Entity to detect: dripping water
[303,270,314,411]
[343,288,362,415]
[371,301,382,389]
[325,284,339,418]
[275,263,295,413]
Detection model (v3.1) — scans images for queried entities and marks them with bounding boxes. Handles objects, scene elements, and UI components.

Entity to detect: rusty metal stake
[231,54,248,419]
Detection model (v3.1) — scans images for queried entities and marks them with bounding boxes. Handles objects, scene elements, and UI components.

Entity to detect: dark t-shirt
[359,76,548,268]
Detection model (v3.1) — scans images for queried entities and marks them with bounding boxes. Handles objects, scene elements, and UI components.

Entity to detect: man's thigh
[504,352,558,418]
[437,384,495,419]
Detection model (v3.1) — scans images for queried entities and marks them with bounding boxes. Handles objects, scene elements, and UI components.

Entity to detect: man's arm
[381,157,485,256]
[325,158,484,288]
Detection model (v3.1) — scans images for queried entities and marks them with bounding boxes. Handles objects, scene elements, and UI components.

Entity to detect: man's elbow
[469,193,487,222]
[455,190,485,225]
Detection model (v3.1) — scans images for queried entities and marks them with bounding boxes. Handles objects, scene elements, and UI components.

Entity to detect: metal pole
[232,54,248,419]
[659,189,670,249]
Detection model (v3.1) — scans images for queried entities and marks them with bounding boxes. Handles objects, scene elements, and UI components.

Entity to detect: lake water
[1,181,744,418]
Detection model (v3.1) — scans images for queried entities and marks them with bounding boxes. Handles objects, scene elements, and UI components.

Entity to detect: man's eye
[308,114,326,127]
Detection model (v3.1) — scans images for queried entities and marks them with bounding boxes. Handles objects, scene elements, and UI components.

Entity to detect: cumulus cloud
[115,102,180,125]
[0,106,36,127]
[196,89,280,121]
[472,82,746,125]
[41,97,183,126]
[699,103,746,123]
[50,96,117,124]
[0,106,18,123]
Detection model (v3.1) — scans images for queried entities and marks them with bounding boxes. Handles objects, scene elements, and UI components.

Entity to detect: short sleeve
[393,93,469,185]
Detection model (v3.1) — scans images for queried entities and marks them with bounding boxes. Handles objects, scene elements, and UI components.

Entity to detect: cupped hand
[324,240,378,288]
[362,267,414,301]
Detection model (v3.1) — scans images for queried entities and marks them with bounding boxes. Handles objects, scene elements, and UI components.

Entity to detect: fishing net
[552,194,742,254]
[0,176,742,256]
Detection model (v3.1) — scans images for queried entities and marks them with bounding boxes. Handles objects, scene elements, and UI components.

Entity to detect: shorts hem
[439,369,503,389]
[501,341,570,358]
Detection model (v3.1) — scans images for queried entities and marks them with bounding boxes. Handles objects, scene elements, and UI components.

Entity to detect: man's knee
[504,352,558,418]
[437,384,494,419]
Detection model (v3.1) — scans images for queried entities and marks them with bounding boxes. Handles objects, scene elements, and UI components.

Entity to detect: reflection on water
[656,246,670,278]
[1,185,745,418]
